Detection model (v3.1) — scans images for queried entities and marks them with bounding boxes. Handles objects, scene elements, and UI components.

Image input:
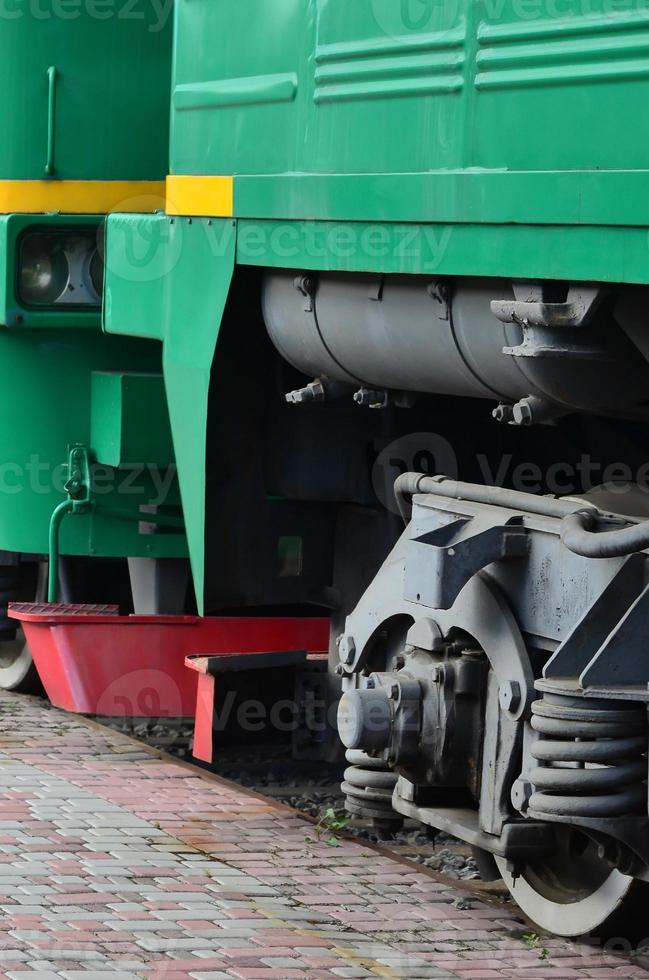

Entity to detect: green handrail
[48,500,72,602]
[45,66,57,177]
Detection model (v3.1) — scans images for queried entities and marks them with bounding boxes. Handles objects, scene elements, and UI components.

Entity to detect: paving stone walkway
[0,693,646,979]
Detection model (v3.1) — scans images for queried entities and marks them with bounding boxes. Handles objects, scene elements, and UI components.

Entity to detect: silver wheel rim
[0,562,47,691]
[495,829,634,937]
[0,629,34,690]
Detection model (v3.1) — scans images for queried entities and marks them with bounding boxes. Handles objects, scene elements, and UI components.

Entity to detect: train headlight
[17,229,103,309]
[19,234,69,306]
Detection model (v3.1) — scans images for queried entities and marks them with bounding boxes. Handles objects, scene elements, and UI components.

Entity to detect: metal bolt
[339,635,356,666]
[354,388,389,409]
[389,683,400,701]
[493,403,514,423]
[295,274,315,297]
[511,778,532,813]
[286,380,326,405]
[365,678,376,690]
[513,401,533,426]
[506,860,522,882]
[431,666,443,684]
[499,680,521,713]
[406,619,444,653]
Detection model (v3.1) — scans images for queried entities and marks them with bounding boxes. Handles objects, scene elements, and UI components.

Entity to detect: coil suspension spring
[341,749,403,835]
[528,693,647,819]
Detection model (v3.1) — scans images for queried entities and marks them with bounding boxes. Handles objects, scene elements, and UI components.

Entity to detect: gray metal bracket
[493,284,606,359]
[393,779,554,860]
[543,556,647,681]
[580,581,649,689]
[405,517,528,610]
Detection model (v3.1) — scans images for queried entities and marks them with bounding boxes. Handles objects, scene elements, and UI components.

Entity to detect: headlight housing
[17,227,103,309]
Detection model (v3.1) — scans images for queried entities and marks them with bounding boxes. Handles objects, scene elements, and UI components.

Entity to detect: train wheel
[495,828,648,938]
[0,631,39,692]
[0,563,46,693]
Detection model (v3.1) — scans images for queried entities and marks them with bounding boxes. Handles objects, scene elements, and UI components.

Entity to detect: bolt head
[499,680,521,713]
[511,778,532,812]
[513,401,533,426]
[431,666,443,684]
[506,859,522,880]
[339,635,356,666]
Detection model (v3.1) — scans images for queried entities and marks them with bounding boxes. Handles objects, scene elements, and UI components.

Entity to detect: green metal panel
[0,324,185,559]
[171,0,463,176]
[91,373,175,469]
[104,214,236,610]
[103,214,173,342]
[172,0,306,176]
[172,0,649,177]
[233,171,649,228]
[0,5,172,180]
[170,0,649,282]
[234,219,649,286]
[108,214,648,290]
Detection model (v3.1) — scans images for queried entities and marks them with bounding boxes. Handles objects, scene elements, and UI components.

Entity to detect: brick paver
[0,693,646,979]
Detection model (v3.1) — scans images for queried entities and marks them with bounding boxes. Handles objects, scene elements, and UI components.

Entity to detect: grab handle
[45,66,57,177]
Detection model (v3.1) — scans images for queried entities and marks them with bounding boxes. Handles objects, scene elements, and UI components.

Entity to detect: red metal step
[185,650,329,764]
[8,603,330,719]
